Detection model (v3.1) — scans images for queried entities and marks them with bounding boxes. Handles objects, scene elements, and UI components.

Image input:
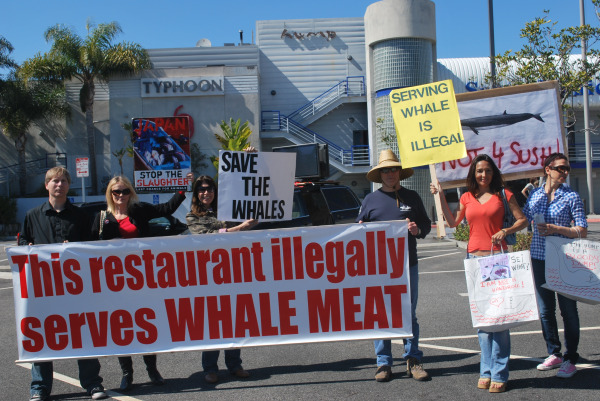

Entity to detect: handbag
[543,236,600,304]
[464,248,538,331]
[99,210,107,240]
[500,188,516,245]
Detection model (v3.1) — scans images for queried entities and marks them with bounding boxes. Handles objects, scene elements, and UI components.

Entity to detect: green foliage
[210,118,253,171]
[190,143,210,176]
[0,196,17,224]
[19,21,151,195]
[112,122,135,176]
[488,3,600,130]
[513,232,533,251]
[0,36,69,195]
[453,223,470,242]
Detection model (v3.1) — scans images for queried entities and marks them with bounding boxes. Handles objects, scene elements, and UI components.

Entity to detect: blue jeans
[374,263,422,366]
[31,359,103,397]
[478,330,510,382]
[532,258,580,364]
[202,350,242,373]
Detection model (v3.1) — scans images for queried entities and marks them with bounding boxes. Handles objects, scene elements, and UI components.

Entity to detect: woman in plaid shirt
[523,153,588,379]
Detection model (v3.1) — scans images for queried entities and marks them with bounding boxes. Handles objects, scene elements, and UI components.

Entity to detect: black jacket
[19,200,91,245]
[91,191,186,240]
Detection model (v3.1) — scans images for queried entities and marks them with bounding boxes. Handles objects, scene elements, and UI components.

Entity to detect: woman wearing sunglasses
[186,175,257,384]
[523,153,588,378]
[91,175,188,391]
[431,154,528,393]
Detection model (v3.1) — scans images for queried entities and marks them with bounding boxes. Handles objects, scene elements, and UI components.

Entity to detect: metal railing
[261,76,369,168]
[568,143,600,162]
[265,114,369,166]
[287,76,366,124]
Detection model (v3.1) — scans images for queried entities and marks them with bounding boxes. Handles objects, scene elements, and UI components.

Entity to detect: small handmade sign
[544,237,600,305]
[464,250,538,332]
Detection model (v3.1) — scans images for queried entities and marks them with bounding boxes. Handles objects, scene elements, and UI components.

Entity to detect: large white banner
[217,150,295,222]
[434,85,563,185]
[7,222,411,362]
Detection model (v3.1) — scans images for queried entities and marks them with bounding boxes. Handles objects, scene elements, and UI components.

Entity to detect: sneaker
[556,360,577,378]
[537,354,563,371]
[29,394,48,401]
[90,387,108,400]
[374,365,392,382]
[406,357,430,381]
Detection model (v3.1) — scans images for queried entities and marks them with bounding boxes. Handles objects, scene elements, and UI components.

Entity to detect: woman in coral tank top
[431,154,527,393]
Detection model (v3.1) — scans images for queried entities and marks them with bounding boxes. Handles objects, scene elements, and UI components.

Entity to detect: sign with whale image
[433,81,564,187]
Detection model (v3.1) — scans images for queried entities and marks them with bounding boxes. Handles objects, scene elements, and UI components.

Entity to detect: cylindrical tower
[364,0,436,162]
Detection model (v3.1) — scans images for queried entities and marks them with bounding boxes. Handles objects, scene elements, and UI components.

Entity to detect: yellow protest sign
[390,80,466,168]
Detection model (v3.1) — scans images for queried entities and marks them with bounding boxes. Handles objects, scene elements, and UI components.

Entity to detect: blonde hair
[45,167,71,185]
[105,176,139,214]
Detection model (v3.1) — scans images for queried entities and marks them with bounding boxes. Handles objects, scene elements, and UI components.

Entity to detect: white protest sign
[434,82,564,187]
[8,222,411,362]
[217,150,295,222]
[544,237,600,304]
[464,250,539,332]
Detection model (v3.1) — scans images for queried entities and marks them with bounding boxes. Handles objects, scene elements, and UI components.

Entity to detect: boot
[406,357,430,381]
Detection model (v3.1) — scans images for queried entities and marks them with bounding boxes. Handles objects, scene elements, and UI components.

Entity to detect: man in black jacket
[19,167,108,401]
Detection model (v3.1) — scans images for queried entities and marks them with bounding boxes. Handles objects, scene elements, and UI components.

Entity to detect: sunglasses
[548,165,571,174]
[381,167,399,174]
[112,188,131,196]
[197,186,214,193]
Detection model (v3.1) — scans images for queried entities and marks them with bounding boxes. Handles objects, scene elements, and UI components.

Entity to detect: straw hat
[366,149,414,183]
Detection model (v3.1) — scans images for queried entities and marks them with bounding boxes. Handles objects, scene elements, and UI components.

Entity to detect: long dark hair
[466,154,505,196]
[190,176,218,217]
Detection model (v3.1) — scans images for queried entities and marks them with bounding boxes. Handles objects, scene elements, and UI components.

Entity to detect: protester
[186,175,257,383]
[522,153,588,378]
[356,149,431,382]
[19,167,108,401]
[91,175,188,391]
[521,178,539,198]
[431,154,527,393]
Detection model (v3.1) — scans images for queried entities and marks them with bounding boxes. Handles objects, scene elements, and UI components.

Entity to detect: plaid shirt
[523,184,588,260]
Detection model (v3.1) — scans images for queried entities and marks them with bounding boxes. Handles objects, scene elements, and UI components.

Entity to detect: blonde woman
[91,176,187,391]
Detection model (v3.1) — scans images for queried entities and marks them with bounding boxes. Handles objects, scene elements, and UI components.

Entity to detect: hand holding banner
[390,80,466,168]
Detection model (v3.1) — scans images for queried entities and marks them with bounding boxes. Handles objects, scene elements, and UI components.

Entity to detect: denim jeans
[478,330,510,382]
[31,359,103,397]
[202,349,242,373]
[532,258,580,363]
[374,263,422,366]
[118,354,157,374]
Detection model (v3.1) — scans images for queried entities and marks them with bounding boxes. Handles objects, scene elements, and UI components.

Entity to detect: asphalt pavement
[0,224,599,401]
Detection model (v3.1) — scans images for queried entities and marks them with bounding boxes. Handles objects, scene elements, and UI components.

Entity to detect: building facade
[2,0,599,216]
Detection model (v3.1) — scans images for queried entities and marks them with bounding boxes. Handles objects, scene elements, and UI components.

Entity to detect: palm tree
[0,37,69,195]
[20,21,151,194]
[210,118,253,172]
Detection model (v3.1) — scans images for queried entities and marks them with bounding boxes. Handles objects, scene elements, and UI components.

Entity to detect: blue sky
[1,0,598,64]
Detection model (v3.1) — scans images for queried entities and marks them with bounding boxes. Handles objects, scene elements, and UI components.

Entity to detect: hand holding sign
[390,80,466,168]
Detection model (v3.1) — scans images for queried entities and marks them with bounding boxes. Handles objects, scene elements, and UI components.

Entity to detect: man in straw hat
[357,149,431,382]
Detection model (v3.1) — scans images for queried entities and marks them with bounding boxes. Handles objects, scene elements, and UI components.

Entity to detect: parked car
[255,182,362,230]
[77,201,189,237]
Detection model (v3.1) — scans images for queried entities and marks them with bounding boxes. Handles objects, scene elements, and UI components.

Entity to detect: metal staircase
[261,76,369,173]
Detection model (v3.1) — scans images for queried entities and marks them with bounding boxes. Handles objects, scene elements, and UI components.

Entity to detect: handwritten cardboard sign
[390,80,466,168]
[544,237,600,305]
[217,150,295,222]
[464,250,538,332]
[7,222,411,362]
